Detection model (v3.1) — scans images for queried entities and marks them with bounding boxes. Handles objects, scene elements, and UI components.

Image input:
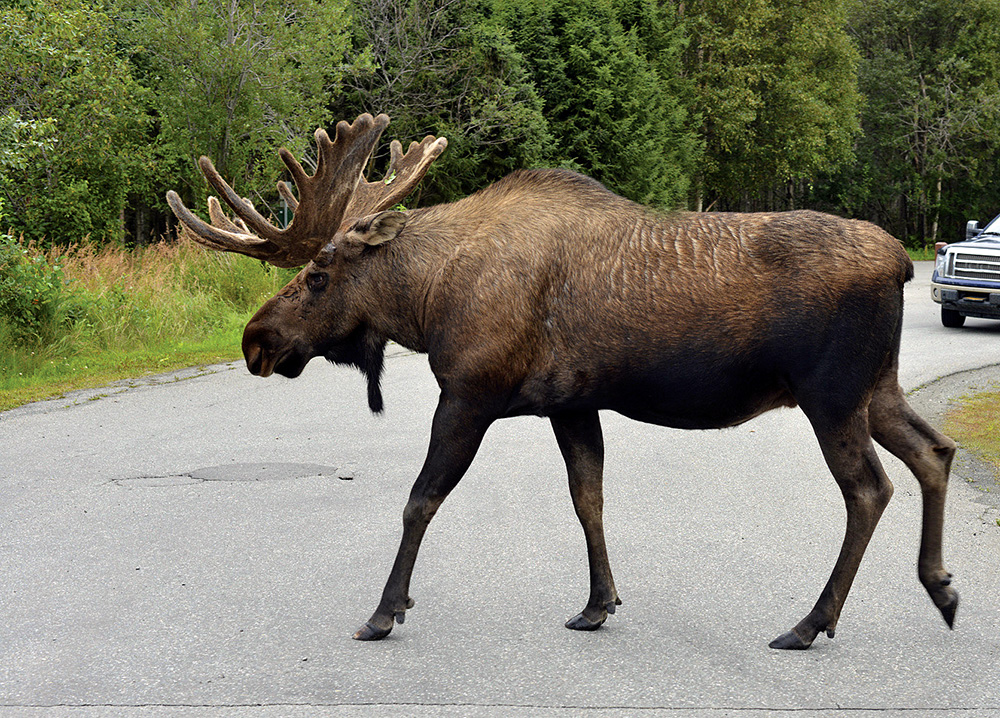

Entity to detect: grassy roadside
[907,246,937,261]
[0,335,245,411]
[944,389,1000,490]
[902,248,998,486]
[1,235,294,412]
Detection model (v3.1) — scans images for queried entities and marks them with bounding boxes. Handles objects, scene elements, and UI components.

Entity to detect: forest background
[5,0,1000,248]
[2,0,1000,408]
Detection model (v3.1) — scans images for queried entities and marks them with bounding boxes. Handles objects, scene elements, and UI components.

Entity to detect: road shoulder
[906,362,1000,509]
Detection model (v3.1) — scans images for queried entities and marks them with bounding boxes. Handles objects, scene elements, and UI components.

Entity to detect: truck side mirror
[966,220,981,240]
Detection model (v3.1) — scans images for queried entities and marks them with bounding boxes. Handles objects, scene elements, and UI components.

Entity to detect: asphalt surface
[1,262,999,717]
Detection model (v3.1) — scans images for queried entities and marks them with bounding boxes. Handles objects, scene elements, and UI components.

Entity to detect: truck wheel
[941,307,966,328]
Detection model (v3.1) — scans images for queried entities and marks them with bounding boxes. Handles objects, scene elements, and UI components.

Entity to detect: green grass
[0,325,246,411]
[907,246,937,261]
[1,236,294,412]
[944,389,1000,479]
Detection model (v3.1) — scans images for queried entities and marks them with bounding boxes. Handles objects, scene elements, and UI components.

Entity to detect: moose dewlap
[167,114,958,649]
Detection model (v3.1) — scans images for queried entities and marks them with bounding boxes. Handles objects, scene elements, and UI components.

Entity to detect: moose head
[166,114,447,411]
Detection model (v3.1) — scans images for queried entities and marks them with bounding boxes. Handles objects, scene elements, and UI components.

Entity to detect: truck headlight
[935,251,948,277]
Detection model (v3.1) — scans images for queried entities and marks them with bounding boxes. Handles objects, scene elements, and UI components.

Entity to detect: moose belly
[611,384,798,429]
[513,356,797,430]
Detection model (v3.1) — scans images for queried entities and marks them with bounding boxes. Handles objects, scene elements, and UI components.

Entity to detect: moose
[167,114,958,649]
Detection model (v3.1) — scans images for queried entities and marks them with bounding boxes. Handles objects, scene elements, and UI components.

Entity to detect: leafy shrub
[0,228,82,343]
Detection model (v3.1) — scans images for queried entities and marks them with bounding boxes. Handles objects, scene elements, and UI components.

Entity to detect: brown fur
[235,167,955,647]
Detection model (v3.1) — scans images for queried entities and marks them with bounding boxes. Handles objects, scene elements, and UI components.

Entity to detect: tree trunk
[930,174,942,245]
[134,202,150,246]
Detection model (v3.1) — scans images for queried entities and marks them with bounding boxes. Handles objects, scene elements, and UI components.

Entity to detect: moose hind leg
[770,409,894,649]
[869,380,958,628]
[551,410,621,631]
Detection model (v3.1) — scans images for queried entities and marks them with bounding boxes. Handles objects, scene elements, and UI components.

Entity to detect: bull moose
[167,114,958,649]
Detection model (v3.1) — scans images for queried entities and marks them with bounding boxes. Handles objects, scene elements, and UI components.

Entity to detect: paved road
[2,262,999,717]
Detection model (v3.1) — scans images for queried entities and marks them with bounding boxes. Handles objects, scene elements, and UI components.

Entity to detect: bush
[0,230,82,343]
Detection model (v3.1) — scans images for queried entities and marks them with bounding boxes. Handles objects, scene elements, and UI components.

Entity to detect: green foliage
[0,109,55,181]
[684,0,861,210]
[825,0,1000,244]
[0,196,83,344]
[428,16,554,200]
[0,0,150,243]
[6,0,1000,254]
[134,0,354,211]
[337,0,552,203]
[0,232,76,344]
[500,0,697,207]
[617,0,704,201]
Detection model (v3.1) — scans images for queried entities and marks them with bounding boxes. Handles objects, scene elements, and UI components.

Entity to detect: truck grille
[951,252,1000,283]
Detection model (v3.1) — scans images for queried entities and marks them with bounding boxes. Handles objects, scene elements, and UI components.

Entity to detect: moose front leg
[551,410,621,631]
[353,395,493,641]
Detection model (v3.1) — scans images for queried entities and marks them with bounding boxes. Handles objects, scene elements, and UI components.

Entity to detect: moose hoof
[565,611,606,631]
[938,589,959,629]
[768,628,814,650]
[924,573,959,628]
[352,620,393,641]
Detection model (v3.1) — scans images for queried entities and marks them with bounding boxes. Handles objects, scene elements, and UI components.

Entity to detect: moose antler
[343,134,448,218]
[165,114,447,268]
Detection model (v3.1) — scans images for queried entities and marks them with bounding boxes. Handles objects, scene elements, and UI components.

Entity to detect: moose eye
[306,272,328,292]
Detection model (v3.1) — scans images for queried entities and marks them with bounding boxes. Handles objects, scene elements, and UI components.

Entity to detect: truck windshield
[978,214,1000,235]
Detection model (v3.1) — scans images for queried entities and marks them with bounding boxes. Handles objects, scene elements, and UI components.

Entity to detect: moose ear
[345,210,407,247]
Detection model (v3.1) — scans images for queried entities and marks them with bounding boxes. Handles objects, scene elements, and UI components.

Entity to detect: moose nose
[244,344,265,375]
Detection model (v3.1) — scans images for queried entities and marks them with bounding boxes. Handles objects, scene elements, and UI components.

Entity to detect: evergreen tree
[684,0,861,211]
[614,0,704,208]
[500,0,697,208]
[337,0,551,204]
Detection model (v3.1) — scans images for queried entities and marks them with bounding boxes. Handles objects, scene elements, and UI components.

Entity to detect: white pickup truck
[931,216,1000,327]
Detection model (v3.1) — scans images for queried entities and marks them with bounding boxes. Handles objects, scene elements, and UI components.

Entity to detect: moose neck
[347,206,454,356]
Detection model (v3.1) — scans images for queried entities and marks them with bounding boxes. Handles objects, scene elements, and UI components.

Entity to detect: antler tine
[208,196,251,234]
[198,156,284,241]
[345,133,449,219]
[276,181,299,211]
[166,190,273,255]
